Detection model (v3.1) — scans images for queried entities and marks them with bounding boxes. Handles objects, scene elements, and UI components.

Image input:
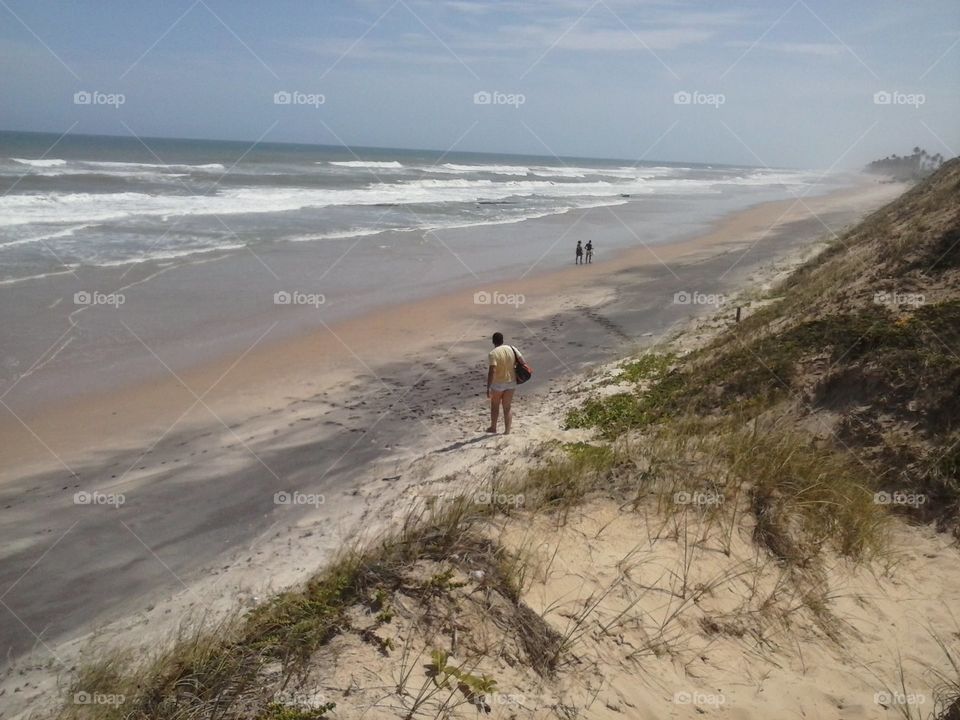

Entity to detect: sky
[0,0,957,169]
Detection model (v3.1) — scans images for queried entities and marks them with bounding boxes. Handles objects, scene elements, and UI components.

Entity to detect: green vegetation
[727,426,888,563]
[615,352,675,383]
[565,392,652,437]
[866,147,946,182]
[260,702,336,720]
[425,649,498,710]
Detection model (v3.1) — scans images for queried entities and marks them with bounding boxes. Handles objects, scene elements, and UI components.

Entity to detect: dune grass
[54,163,960,719]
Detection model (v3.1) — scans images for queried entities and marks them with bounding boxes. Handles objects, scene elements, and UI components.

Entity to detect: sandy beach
[4,0,958,714]
[0,178,906,715]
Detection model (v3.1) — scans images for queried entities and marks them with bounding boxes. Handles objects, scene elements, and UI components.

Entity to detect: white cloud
[725,40,847,57]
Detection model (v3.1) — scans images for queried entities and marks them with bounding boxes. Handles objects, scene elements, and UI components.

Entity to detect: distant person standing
[486,332,523,434]
[585,240,593,263]
[575,240,583,264]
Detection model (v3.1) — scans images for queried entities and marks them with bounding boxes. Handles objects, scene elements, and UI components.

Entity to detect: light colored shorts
[490,382,516,393]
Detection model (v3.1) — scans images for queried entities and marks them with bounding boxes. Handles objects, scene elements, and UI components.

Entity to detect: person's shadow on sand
[437,434,500,453]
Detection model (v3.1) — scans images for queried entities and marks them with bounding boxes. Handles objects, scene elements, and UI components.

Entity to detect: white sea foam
[85,161,226,172]
[287,228,390,242]
[11,158,67,167]
[0,170,815,228]
[0,224,92,250]
[88,243,247,267]
[433,163,531,176]
[419,162,686,180]
[328,160,404,169]
[728,170,822,186]
[0,268,79,286]
[285,199,632,245]
[5,158,224,177]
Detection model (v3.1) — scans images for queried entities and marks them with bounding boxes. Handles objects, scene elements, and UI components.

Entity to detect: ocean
[0,131,824,285]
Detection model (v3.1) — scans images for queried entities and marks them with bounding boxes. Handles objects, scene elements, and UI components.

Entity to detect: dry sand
[299,498,959,720]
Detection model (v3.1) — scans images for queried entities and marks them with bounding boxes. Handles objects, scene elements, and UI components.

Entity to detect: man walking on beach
[486,332,522,434]
[585,240,593,263]
[575,240,583,264]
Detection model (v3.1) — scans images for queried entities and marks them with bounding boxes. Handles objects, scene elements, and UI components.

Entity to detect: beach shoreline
[0,177,907,717]
[0,177,898,477]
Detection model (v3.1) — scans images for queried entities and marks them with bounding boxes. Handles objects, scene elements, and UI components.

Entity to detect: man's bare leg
[502,390,514,434]
[487,390,502,432]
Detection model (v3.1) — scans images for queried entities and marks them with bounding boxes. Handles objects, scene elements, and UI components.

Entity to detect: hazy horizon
[1,0,957,170]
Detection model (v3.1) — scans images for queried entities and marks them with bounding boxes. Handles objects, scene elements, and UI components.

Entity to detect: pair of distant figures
[575,240,593,264]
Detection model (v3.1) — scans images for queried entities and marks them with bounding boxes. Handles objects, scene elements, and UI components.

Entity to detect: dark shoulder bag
[511,346,532,384]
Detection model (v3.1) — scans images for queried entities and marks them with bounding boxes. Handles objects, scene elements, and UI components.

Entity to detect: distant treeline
[865,147,946,181]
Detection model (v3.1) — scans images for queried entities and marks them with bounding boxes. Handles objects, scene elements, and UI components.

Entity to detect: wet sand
[0,179,904,692]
